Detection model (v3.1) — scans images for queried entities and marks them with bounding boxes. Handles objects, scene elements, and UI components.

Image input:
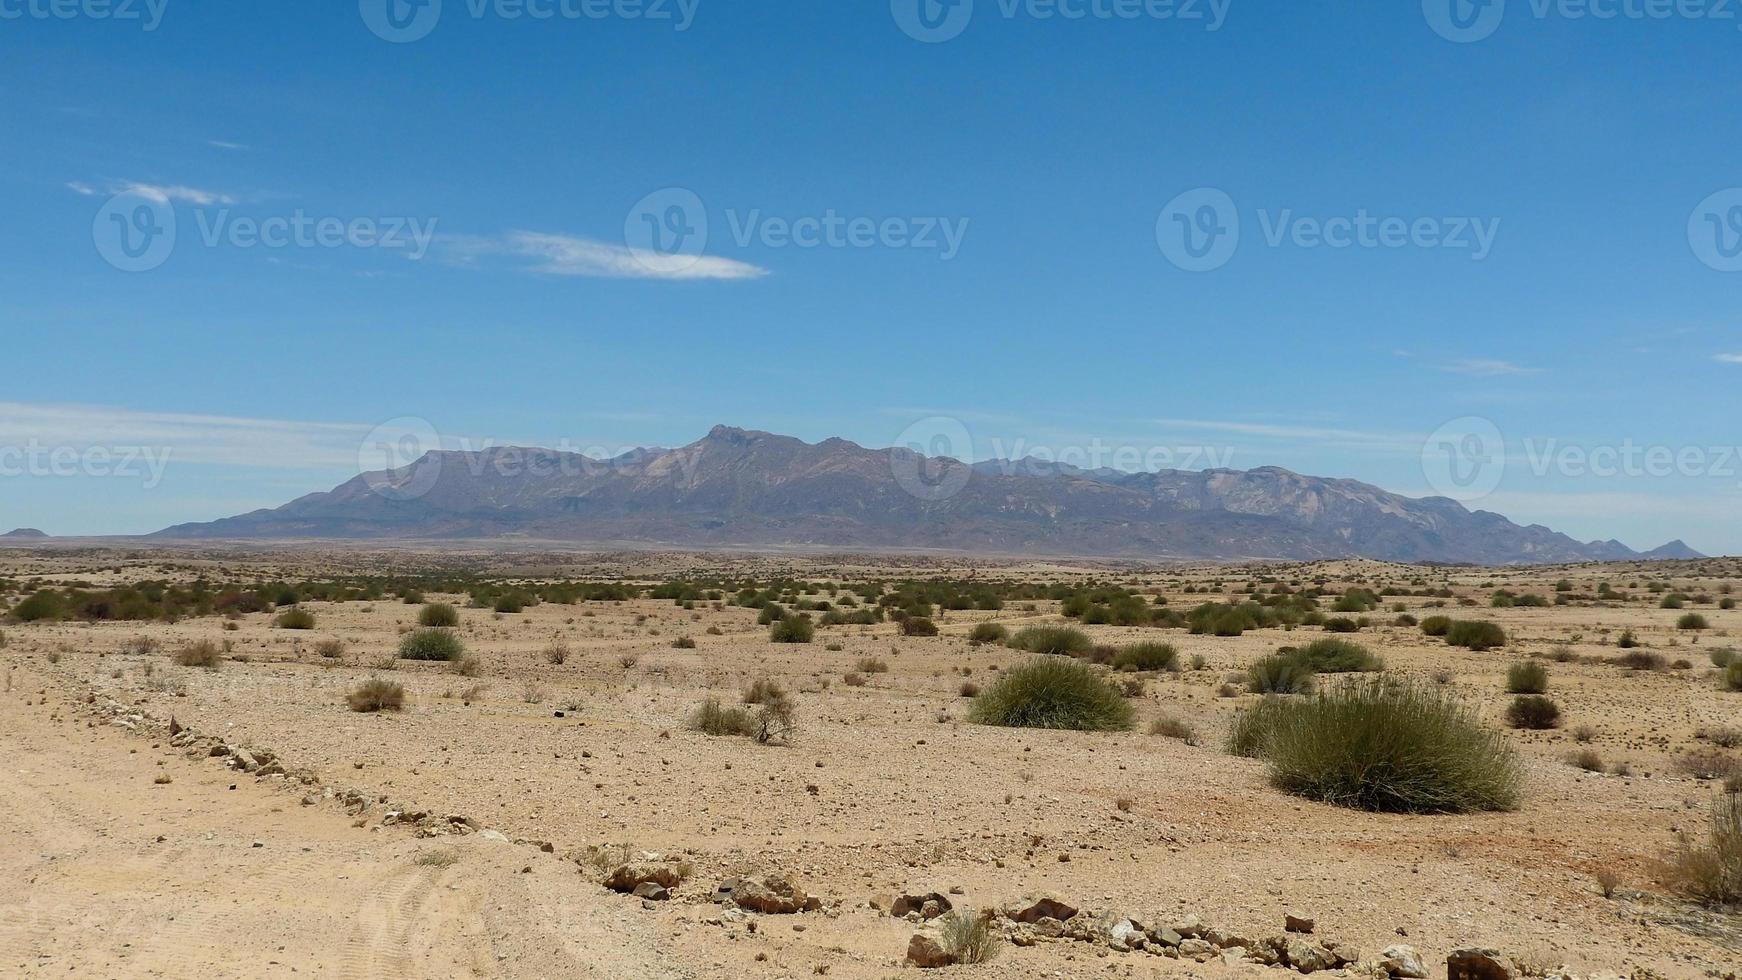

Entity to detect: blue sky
[2,1,1739,553]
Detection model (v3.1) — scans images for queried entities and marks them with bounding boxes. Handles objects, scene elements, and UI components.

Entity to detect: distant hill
[155,425,1703,565]
[1,528,48,539]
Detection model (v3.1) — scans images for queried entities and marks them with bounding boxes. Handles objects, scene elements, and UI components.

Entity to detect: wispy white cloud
[1150,417,1417,452]
[1714,353,1742,365]
[207,139,248,151]
[0,402,370,470]
[1441,359,1542,377]
[67,180,237,206]
[444,231,768,281]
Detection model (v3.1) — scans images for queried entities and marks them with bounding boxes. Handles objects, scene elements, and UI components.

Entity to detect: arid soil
[2,545,1740,979]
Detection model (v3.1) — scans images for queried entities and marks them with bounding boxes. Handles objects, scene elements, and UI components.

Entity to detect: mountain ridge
[154,425,1701,565]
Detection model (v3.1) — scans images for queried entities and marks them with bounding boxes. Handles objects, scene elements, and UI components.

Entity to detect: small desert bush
[1111,641,1180,673]
[399,628,464,661]
[314,639,345,659]
[1679,613,1711,631]
[419,603,459,628]
[1421,615,1454,638]
[1723,661,1742,693]
[1711,648,1737,669]
[1237,679,1523,814]
[1007,625,1093,657]
[743,677,787,705]
[275,607,316,630]
[1148,715,1197,743]
[769,616,814,644]
[1322,617,1360,633]
[1247,654,1316,695]
[1675,750,1742,782]
[346,678,405,713]
[689,693,795,743]
[493,593,527,614]
[1445,620,1507,651]
[1505,661,1549,694]
[449,654,483,677]
[1506,695,1562,730]
[1289,638,1382,673]
[671,636,696,649]
[900,617,939,637]
[1663,789,1742,906]
[968,657,1134,732]
[968,622,1009,645]
[939,909,1001,965]
[842,671,866,686]
[1616,630,1641,649]
[1568,747,1605,773]
[1614,650,1666,672]
[172,640,223,669]
[855,656,889,674]
[544,641,570,665]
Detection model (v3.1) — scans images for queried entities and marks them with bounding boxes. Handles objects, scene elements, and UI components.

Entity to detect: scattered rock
[605,862,684,894]
[892,891,954,920]
[1284,911,1315,934]
[1286,938,1336,973]
[905,933,956,969]
[632,882,670,901]
[1005,894,1079,924]
[1447,948,1515,980]
[1380,944,1430,979]
[730,874,816,914]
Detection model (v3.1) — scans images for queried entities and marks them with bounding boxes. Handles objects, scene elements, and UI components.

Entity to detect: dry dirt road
[0,664,677,980]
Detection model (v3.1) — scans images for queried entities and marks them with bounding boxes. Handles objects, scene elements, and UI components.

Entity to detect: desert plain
[1,543,1739,979]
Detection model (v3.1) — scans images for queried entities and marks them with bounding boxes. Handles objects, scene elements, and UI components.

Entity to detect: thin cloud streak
[444,231,768,281]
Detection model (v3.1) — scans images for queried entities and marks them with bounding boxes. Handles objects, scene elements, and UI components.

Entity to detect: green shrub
[1421,615,1453,637]
[1111,641,1180,673]
[968,622,1009,645]
[347,678,405,713]
[770,616,814,643]
[1008,626,1092,657]
[1393,613,1418,627]
[1724,661,1742,694]
[1711,648,1736,668]
[1322,617,1360,633]
[1664,790,1742,906]
[968,657,1134,732]
[939,910,1001,964]
[1614,650,1666,671]
[1445,620,1507,651]
[901,617,939,637]
[1290,638,1382,673]
[11,591,63,622]
[689,697,756,736]
[1617,630,1642,649]
[493,593,526,614]
[399,628,464,661]
[1237,679,1523,813]
[1679,613,1711,631]
[173,639,223,669]
[1227,696,1291,757]
[1505,661,1549,694]
[419,603,459,627]
[274,607,316,630]
[1506,695,1562,730]
[1247,654,1316,695]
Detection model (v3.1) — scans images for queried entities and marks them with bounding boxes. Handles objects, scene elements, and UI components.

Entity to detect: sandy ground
[2,547,1740,979]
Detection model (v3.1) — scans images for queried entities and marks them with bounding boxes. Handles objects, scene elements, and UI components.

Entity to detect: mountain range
[155,425,1702,565]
